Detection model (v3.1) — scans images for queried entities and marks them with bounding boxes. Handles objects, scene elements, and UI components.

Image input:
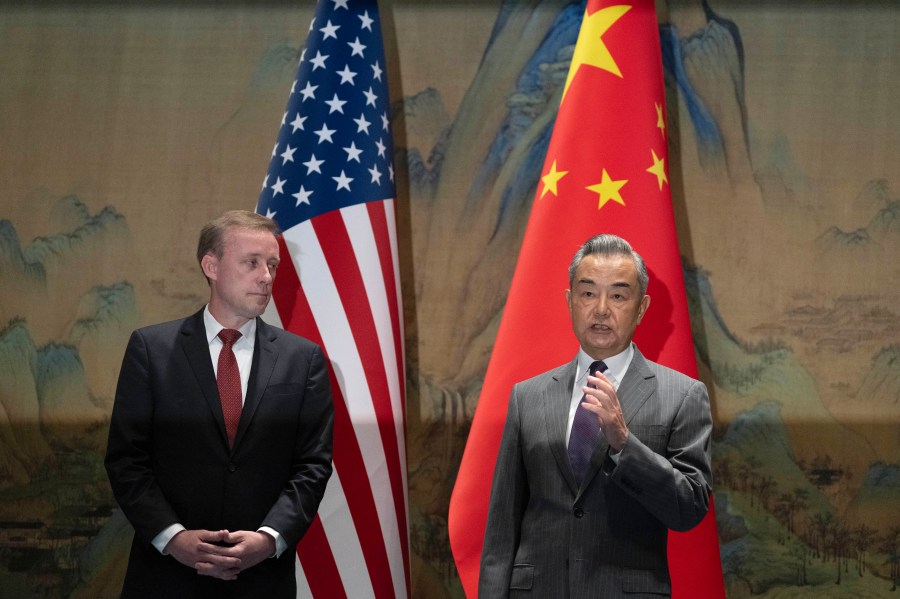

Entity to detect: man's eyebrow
[243,251,280,261]
[576,278,632,288]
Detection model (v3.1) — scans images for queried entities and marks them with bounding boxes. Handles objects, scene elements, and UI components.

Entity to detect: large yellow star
[540,160,568,198]
[562,4,632,103]
[646,149,668,190]
[655,102,666,137]
[586,169,628,210]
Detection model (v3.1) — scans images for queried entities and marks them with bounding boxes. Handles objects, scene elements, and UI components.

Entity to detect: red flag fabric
[448,1,725,597]
[255,1,409,597]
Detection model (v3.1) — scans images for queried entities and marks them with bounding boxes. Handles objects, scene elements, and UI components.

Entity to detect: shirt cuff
[258,526,288,558]
[152,523,186,555]
[609,448,622,464]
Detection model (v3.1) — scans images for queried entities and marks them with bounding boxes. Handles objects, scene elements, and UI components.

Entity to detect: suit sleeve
[609,378,712,531]
[259,343,334,548]
[104,329,181,544]
[479,386,527,599]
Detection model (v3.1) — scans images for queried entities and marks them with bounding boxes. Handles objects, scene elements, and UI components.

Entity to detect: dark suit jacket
[479,346,712,599]
[105,309,334,599]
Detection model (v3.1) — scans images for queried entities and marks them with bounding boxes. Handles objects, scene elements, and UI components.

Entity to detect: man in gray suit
[479,234,712,598]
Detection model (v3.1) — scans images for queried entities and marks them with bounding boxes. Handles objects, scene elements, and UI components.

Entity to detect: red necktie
[568,360,607,485]
[217,329,243,447]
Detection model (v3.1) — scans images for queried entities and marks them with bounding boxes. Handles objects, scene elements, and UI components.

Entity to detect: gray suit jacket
[479,345,712,598]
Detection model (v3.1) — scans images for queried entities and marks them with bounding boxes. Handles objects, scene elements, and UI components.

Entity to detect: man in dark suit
[479,234,712,598]
[105,210,334,598]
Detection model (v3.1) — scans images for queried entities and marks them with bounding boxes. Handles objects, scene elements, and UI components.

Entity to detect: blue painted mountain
[0,197,131,346]
[36,343,107,450]
[0,319,54,487]
[816,179,900,252]
[848,462,900,530]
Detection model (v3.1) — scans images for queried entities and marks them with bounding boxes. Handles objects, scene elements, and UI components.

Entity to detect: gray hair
[568,234,649,295]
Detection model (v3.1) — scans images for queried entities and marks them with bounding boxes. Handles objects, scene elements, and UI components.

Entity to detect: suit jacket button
[228,464,237,473]
[573,507,584,518]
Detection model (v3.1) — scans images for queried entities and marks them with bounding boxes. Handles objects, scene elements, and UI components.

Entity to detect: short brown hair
[197,210,280,274]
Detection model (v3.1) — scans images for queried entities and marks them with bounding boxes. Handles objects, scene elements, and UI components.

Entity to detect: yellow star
[655,102,666,137]
[562,4,632,103]
[646,149,668,190]
[540,160,568,198]
[586,169,628,210]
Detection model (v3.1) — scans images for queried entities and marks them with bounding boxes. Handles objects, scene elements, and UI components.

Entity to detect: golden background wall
[0,1,897,597]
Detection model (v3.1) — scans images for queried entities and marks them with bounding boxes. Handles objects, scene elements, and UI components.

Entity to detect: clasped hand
[582,371,629,452]
[166,529,276,581]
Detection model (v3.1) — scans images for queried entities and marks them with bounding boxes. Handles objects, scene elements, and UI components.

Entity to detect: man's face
[202,227,280,328]
[566,253,650,361]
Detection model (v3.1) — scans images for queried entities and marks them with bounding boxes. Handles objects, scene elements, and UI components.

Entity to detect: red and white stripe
[265,198,408,598]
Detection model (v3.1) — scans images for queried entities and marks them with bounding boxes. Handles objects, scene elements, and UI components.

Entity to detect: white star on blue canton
[363,87,377,107]
[271,176,287,196]
[333,170,353,191]
[336,65,357,85]
[348,37,366,57]
[280,145,297,164]
[290,113,306,133]
[310,51,329,70]
[325,94,347,114]
[303,154,325,175]
[354,114,371,134]
[293,185,313,206]
[300,82,318,101]
[359,10,373,31]
[343,141,363,163]
[320,20,340,40]
[314,124,336,143]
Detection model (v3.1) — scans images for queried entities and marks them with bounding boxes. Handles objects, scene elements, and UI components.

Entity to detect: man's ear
[637,294,651,323]
[200,253,218,281]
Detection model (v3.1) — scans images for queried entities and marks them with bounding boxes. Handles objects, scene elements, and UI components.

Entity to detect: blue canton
[257,0,396,232]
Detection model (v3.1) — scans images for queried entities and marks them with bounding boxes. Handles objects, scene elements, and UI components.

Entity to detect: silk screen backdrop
[0,0,897,597]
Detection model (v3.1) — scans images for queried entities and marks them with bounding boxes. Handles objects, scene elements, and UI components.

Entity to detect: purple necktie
[217,329,243,447]
[568,360,607,485]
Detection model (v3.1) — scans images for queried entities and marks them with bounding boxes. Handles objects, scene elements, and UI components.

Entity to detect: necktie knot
[218,329,242,348]
[587,360,608,387]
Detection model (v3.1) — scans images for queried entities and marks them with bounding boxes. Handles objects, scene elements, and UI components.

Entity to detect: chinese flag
[448,1,725,597]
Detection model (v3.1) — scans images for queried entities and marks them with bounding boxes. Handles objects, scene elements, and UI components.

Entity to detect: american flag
[255,1,408,597]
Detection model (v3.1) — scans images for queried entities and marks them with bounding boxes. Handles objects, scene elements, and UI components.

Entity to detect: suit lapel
[179,310,230,447]
[233,317,278,449]
[616,346,656,426]
[543,360,579,495]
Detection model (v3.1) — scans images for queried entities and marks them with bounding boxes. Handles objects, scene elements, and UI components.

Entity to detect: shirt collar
[203,305,257,346]
[575,343,634,388]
